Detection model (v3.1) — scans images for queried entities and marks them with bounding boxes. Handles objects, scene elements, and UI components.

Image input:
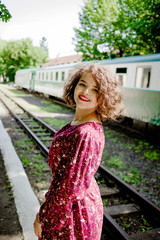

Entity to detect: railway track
[0,90,160,240]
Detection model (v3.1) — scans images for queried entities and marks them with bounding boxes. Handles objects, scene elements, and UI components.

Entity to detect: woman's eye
[93,89,98,93]
[79,83,85,87]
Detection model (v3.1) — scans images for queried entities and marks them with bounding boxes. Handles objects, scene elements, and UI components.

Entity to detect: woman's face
[74,72,99,111]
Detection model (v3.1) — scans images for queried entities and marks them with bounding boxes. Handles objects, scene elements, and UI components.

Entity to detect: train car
[34,63,78,98]
[15,54,160,127]
[15,68,38,90]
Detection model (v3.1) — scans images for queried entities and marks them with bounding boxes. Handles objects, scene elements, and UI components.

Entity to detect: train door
[29,71,36,90]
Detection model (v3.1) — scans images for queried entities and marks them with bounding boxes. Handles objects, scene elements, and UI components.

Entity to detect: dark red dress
[38,121,105,240]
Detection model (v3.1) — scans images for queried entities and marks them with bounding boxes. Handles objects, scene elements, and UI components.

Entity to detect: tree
[73,0,160,60]
[73,0,119,60]
[40,37,48,54]
[121,0,160,53]
[0,38,48,81]
[0,39,7,81]
[0,0,12,22]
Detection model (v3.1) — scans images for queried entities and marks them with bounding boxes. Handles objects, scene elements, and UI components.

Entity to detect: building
[42,54,82,67]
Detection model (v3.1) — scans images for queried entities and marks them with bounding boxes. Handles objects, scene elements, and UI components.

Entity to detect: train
[15,54,160,127]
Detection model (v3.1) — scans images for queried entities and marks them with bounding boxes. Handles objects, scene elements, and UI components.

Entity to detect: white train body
[15,54,160,126]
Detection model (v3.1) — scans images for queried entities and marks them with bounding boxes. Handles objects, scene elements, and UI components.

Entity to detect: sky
[0,0,84,59]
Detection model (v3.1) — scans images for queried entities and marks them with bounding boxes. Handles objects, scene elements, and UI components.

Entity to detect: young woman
[33,63,124,240]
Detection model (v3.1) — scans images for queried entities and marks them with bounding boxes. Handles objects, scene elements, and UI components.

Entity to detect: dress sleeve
[38,130,101,229]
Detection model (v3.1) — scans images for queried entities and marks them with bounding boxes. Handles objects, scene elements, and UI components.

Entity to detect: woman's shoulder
[73,121,104,139]
[54,121,104,142]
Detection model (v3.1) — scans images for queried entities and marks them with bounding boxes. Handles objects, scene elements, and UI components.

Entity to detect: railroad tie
[104,203,140,217]
[129,227,160,240]
[100,186,119,197]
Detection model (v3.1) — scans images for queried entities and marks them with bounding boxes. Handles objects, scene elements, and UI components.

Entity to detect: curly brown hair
[63,63,124,122]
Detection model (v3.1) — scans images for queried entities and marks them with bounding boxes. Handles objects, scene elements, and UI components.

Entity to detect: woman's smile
[79,95,90,102]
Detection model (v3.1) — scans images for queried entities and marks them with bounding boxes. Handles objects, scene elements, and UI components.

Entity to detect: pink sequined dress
[38,121,105,240]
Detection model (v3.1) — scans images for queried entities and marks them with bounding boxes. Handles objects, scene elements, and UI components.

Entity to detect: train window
[56,72,58,81]
[116,68,127,86]
[117,75,123,86]
[135,67,151,88]
[61,72,65,81]
[46,72,48,80]
[51,72,53,80]
[116,74,127,86]
[116,68,127,73]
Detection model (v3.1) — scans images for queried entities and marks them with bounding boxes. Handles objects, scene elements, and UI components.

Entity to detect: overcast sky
[0,0,84,58]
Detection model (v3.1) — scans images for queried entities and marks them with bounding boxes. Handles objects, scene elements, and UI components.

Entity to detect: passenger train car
[15,54,160,127]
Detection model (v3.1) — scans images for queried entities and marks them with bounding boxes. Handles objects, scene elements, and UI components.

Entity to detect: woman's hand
[33,214,42,238]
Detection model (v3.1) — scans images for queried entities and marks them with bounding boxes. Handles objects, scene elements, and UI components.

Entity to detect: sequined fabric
[38,121,105,240]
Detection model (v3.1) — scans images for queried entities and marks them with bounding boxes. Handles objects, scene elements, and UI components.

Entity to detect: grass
[107,167,143,185]
[139,215,152,232]
[15,139,34,151]
[120,214,152,232]
[104,126,127,143]
[121,168,142,185]
[22,157,31,167]
[95,176,106,187]
[8,89,28,95]
[102,198,108,206]
[144,150,160,161]
[43,117,69,129]
[132,139,160,161]
[107,154,125,170]
[39,99,73,113]
[14,134,50,181]
[104,125,160,164]
[102,149,143,185]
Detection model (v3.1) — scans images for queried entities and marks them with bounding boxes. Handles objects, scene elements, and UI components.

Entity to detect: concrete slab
[0,120,40,240]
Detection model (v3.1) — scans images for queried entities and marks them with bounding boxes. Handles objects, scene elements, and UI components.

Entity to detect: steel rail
[0,98,49,158]
[1,91,57,135]
[103,212,130,240]
[99,164,160,221]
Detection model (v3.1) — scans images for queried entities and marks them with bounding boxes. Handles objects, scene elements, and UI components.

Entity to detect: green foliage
[0,1,12,22]
[0,38,48,81]
[108,154,125,169]
[43,118,69,130]
[22,157,31,167]
[102,198,108,206]
[73,0,160,60]
[40,100,66,112]
[118,168,142,185]
[95,176,106,186]
[133,139,160,161]
[139,215,152,232]
[8,89,29,95]
[73,0,119,60]
[144,150,160,161]
[123,0,160,54]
